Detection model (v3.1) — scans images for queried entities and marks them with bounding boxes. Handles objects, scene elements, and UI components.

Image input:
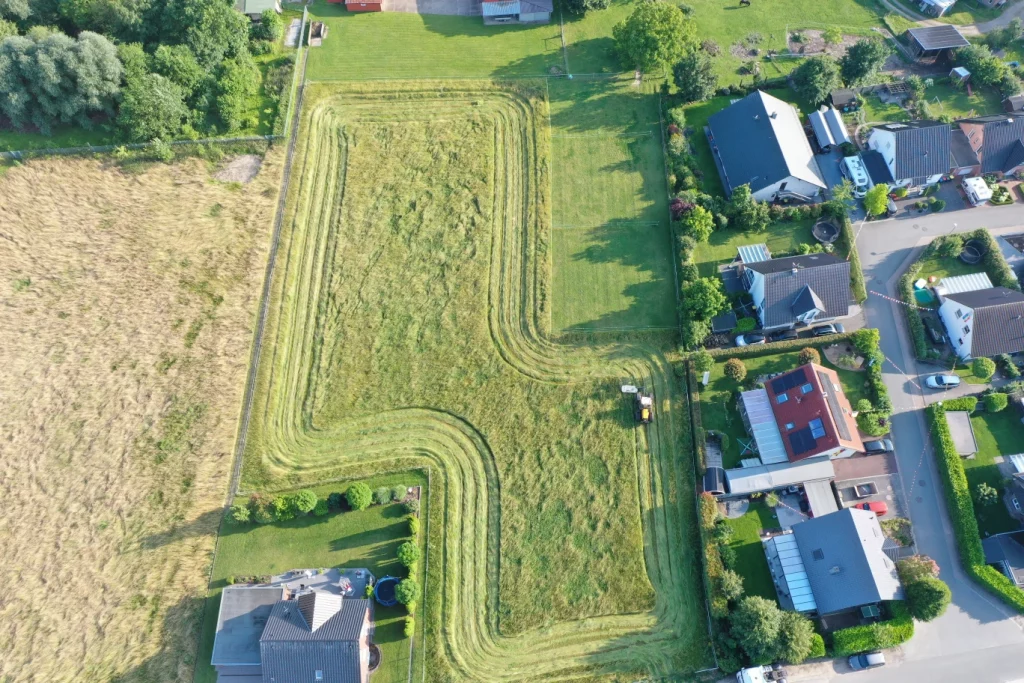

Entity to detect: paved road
[833,204,1024,681]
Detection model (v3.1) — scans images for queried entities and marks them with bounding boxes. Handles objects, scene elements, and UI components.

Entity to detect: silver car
[849,652,885,670]
[925,374,961,390]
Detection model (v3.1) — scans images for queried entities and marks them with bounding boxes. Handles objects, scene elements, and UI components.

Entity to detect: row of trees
[230,482,417,524]
[0,0,274,140]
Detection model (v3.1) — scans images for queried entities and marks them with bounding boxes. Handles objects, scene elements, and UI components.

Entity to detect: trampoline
[960,239,986,264]
[812,219,840,244]
[374,576,400,607]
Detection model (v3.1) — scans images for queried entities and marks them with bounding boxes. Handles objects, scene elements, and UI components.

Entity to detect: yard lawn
[700,350,868,469]
[912,247,980,282]
[693,218,816,279]
[953,364,993,384]
[194,472,426,683]
[548,77,676,332]
[854,90,911,124]
[922,79,1004,120]
[0,125,113,152]
[724,501,779,601]
[968,410,1022,536]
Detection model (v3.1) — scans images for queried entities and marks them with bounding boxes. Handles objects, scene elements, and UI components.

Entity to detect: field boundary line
[189,15,309,683]
[551,131,655,138]
[656,94,682,338]
[558,7,570,75]
[551,221,661,230]
[1,134,280,160]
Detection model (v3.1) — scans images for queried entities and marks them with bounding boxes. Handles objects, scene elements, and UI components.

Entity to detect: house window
[777,393,789,404]
[955,309,963,319]
[886,141,892,150]
[963,325,970,334]
[812,549,825,560]
[809,418,826,438]
[316,672,324,682]
[801,383,813,394]
[958,338,964,345]
[785,422,795,430]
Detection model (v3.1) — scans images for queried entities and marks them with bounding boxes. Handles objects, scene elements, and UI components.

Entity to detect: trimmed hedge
[708,332,854,359]
[928,401,1024,613]
[826,203,868,304]
[687,365,707,472]
[831,601,914,656]
[969,228,1020,290]
[898,264,930,361]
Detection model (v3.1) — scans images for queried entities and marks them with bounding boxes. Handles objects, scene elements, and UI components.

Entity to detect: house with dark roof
[983,531,1024,588]
[706,90,826,203]
[867,121,954,190]
[739,251,852,330]
[860,149,894,187]
[905,25,970,61]
[767,507,903,616]
[212,579,373,683]
[938,286,1024,359]
[956,114,1024,178]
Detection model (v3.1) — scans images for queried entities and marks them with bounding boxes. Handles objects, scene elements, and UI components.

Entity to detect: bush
[976,481,999,506]
[825,204,867,303]
[969,228,1020,290]
[905,576,951,621]
[292,489,318,514]
[692,348,714,374]
[931,198,946,212]
[832,602,914,656]
[373,486,392,505]
[724,358,747,382]
[999,354,1021,378]
[397,541,421,567]
[313,498,329,517]
[809,633,826,659]
[405,498,421,515]
[395,578,421,605]
[230,504,251,523]
[249,493,274,524]
[899,267,929,360]
[857,411,890,436]
[272,495,295,521]
[719,568,744,602]
[346,483,373,511]
[734,317,757,333]
[984,392,1009,412]
[392,485,408,502]
[404,616,415,638]
[797,347,820,365]
[408,515,420,536]
[327,492,344,509]
[973,357,997,380]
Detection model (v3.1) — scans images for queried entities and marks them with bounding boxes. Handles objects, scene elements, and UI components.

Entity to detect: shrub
[249,494,274,524]
[327,492,344,509]
[832,602,914,656]
[395,578,421,606]
[857,411,890,436]
[809,633,826,659]
[724,358,747,382]
[230,504,251,523]
[272,495,295,521]
[734,317,756,333]
[313,498,329,517]
[699,491,719,528]
[985,392,1009,412]
[898,555,940,583]
[397,541,421,567]
[931,198,946,212]
[692,348,714,374]
[905,576,951,621]
[404,616,415,638]
[973,357,996,380]
[292,489,318,514]
[899,268,929,360]
[719,568,744,602]
[718,541,737,569]
[852,328,880,356]
[373,486,392,505]
[765,492,780,508]
[797,347,820,365]
[408,515,420,536]
[346,483,373,511]
[976,482,999,507]
[392,485,408,502]
[999,354,1021,378]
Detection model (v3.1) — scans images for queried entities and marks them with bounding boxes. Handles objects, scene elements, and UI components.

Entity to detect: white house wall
[748,270,767,327]
[939,299,975,359]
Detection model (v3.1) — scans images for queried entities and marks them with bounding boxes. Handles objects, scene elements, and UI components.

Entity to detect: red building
[327,0,381,11]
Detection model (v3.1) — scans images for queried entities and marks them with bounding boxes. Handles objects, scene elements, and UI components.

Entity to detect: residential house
[861,149,894,189]
[765,508,903,616]
[1005,95,1024,113]
[938,287,1024,359]
[212,575,373,683]
[983,531,1024,588]
[481,0,552,23]
[956,114,1024,179]
[706,90,826,202]
[905,25,970,61]
[739,251,852,331]
[867,121,953,190]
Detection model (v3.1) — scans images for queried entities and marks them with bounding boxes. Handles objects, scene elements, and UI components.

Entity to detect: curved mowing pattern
[242,81,710,681]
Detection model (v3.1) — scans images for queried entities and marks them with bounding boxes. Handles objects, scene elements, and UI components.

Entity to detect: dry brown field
[0,152,279,682]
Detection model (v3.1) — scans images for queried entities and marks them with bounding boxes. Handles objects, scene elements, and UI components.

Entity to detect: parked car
[925,374,961,389]
[736,333,766,346]
[812,323,845,337]
[856,501,889,516]
[848,652,885,670]
[863,439,894,454]
[771,329,799,342]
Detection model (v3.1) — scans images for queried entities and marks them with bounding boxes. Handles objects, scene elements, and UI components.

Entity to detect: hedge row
[708,332,855,359]
[687,365,707,472]
[831,601,914,656]
[898,263,929,361]
[970,228,1020,290]
[827,204,868,304]
[927,401,1024,613]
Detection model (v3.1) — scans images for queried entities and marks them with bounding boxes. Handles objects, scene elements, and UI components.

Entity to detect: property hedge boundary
[707,332,855,359]
[832,208,868,304]
[927,400,1024,613]
[687,365,707,473]
[898,262,929,361]
[831,601,914,656]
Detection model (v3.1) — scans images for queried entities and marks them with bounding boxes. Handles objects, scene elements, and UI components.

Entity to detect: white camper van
[841,155,871,198]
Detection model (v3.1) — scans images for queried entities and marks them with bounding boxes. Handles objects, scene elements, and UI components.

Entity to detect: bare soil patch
[213,154,263,183]
[787,29,859,57]
[0,153,279,681]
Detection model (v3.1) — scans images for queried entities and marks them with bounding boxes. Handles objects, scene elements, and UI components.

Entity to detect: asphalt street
[825,203,1024,681]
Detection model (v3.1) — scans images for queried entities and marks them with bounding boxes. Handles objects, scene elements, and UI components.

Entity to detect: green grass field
[238,80,709,680]
[723,502,778,601]
[693,219,816,279]
[922,79,1005,120]
[195,472,426,683]
[548,78,676,332]
[969,410,1024,536]
[700,350,867,468]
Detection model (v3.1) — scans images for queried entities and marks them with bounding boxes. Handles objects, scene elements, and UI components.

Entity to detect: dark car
[771,329,799,342]
[863,438,894,454]
[812,323,845,337]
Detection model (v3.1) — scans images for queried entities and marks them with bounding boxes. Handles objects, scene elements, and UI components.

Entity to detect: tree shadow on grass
[137,507,224,550]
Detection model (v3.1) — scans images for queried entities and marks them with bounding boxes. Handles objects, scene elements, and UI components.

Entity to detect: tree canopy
[682,277,727,321]
[863,183,889,217]
[957,44,1006,88]
[792,55,840,106]
[613,1,695,74]
[905,576,951,621]
[346,482,373,511]
[681,204,715,242]
[562,0,609,12]
[117,71,188,141]
[728,184,771,233]
[673,49,718,103]
[729,596,818,664]
[840,38,889,85]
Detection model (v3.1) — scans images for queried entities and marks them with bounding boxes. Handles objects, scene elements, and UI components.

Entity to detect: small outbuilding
[234,0,281,20]
[1005,95,1024,113]
[482,0,552,23]
[950,66,971,84]
[830,89,859,112]
[906,25,971,62]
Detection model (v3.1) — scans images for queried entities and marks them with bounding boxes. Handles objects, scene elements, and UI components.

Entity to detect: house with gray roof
[867,120,953,190]
[706,90,826,203]
[212,578,372,683]
[783,507,903,616]
[983,531,1024,588]
[957,114,1024,178]
[740,252,853,331]
[938,286,1024,359]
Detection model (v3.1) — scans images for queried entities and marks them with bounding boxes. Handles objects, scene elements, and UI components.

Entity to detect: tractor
[622,385,654,424]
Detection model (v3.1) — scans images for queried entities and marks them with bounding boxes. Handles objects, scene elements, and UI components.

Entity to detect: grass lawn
[700,350,868,468]
[194,472,426,683]
[548,77,677,332]
[952,363,993,384]
[921,78,1004,120]
[0,125,114,152]
[693,218,816,279]
[912,247,981,282]
[854,90,911,124]
[968,410,1023,536]
[723,501,779,601]
[241,81,709,679]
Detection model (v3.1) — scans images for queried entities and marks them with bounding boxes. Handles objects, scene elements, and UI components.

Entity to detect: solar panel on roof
[789,427,818,456]
[770,367,808,394]
[809,418,826,439]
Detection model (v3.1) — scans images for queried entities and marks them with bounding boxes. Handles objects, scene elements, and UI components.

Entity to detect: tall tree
[673,49,718,103]
[863,183,889,216]
[840,38,889,85]
[158,0,248,68]
[728,184,770,232]
[613,1,695,75]
[152,43,205,97]
[777,610,816,664]
[682,277,727,321]
[905,576,951,621]
[214,52,259,132]
[730,596,783,664]
[117,71,187,141]
[956,43,1006,87]
[792,55,840,106]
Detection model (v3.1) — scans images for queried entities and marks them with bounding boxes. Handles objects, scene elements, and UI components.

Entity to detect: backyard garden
[968,408,1024,536]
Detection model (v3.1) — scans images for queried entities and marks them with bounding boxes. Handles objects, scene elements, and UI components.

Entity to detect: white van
[841,155,871,199]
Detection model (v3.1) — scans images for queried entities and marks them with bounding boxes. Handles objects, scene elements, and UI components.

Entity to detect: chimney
[829,566,842,575]
[770,111,778,119]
